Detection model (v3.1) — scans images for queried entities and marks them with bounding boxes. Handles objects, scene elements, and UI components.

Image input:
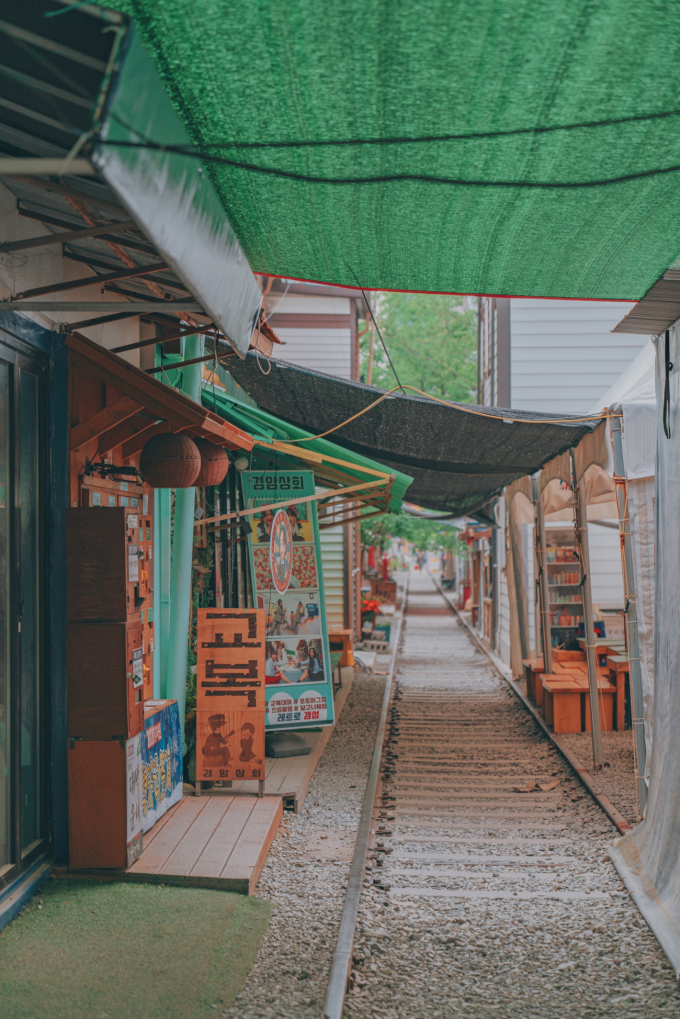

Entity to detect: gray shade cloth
[224,354,600,515]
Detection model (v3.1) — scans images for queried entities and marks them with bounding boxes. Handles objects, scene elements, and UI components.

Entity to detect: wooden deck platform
[55,671,356,894]
[58,794,282,894]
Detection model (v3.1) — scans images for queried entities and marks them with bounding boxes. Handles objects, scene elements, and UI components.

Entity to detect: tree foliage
[360,292,477,402]
[361,511,467,555]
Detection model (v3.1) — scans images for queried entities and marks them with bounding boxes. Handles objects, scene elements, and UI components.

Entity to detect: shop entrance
[0,335,48,892]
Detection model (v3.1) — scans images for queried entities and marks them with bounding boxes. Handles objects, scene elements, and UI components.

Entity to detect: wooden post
[509,498,529,661]
[571,449,604,770]
[534,478,553,673]
[610,412,648,809]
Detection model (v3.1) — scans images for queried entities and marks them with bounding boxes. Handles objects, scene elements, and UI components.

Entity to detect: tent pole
[571,448,604,769]
[154,486,171,698]
[167,334,203,744]
[534,477,553,673]
[509,499,530,661]
[610,412,648,810]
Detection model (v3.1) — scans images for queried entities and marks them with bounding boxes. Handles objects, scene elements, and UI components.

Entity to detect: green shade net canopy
[112,1,680,300]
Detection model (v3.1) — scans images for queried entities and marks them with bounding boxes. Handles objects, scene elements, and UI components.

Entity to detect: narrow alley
[347,571,677,1019]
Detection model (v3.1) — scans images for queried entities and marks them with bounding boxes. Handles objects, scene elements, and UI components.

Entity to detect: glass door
[0,339,48,891]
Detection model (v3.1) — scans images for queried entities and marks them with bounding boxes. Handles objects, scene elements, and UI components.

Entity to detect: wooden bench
[541,675,585,733]
[328,628,354,668]
[607,654,630,731]
[522,657,544,701]
[584,678,616,733]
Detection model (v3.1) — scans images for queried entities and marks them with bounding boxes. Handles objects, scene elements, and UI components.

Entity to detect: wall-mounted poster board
[195,608,266,783]
[242,470,335,732]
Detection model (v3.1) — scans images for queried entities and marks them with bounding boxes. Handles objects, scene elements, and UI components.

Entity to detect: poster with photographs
[242,470,335,732]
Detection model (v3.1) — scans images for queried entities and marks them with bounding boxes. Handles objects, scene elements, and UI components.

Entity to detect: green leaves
[360,293,477,402]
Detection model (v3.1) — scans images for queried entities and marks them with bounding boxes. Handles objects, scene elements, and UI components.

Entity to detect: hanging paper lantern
[192,437,230,487]
[139,432,201,488]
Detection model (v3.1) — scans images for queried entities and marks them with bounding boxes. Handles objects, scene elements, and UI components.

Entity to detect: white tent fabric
[590,338,656,757]
[610,330,680,975]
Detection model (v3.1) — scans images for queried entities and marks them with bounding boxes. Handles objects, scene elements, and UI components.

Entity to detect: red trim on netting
[254,270,640,303]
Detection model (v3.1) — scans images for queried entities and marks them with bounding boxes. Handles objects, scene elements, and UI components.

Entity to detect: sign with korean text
[195,608,266,781]
[242,470,335,733]
[141,699,182,832]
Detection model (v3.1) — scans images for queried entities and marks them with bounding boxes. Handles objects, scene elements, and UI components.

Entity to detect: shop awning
[221,354,600,516]
[111,2,680,300]
[201,384,413,524]
[67,332,254,457]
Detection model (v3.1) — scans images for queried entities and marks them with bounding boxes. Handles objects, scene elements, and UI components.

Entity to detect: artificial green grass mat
[0,878,273,1019]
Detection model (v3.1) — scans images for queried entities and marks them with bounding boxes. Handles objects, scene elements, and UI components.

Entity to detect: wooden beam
[69,395,143,451]
[204,479,385,530]
[14,261,168,300]
[67,341,252,450]
[97,412,164,454]
[0,219,136,254]
[121,421,176,460]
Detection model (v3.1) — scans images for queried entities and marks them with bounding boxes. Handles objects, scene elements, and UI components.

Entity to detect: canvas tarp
[222,354,599,516]
[609,333,680,973]
[110,1,680,300]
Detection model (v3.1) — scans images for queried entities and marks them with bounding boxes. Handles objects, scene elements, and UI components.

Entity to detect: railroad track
[325,570,678,1019]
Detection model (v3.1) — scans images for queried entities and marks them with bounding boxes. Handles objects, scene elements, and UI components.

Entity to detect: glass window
[0,362,10,872]
[19,372,42,855]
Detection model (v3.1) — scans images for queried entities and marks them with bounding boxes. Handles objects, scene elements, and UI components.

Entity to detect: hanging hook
[663,329,673,439]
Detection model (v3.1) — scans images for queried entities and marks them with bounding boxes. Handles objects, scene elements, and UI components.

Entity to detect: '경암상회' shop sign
[241,469,335,732]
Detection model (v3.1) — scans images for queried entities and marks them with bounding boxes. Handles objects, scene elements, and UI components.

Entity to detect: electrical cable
[97,138,680,190]
[349,271,403,391]
[276,384,621,444]
[150,106,680,150]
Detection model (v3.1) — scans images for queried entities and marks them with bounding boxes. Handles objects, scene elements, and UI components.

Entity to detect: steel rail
[323,582,406,1019]
[429,571,633,836]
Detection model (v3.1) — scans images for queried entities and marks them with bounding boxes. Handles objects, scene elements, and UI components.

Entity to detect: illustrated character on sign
[239,722,262,764]
[257,509,274,543]
[287,505,305,542]
[202,714,235,767]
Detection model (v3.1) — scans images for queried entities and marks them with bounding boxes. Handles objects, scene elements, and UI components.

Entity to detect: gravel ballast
[225,662,388,1019]
[230,570,679,1018]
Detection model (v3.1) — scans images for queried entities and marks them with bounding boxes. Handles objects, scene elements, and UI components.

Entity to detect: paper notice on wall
[126,734,143,866]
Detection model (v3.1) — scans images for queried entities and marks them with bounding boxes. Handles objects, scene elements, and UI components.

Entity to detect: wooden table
[607,654,630,731]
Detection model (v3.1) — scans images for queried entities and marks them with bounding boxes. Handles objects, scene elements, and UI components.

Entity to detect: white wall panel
[509,299,649,412]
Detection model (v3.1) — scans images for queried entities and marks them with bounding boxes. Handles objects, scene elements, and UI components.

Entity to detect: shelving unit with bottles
[545,525,582,648]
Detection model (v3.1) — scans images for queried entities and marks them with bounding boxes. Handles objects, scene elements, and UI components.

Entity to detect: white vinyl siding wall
[270,295,352,379]
[509,299,649,413]
[319,526,345,631]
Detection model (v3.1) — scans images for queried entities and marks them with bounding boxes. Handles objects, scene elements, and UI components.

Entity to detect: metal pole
[534,477,553,673]
[167,334,203,744]
[571,449,604,770]
[510,500,529,661]
[610,411,648,809]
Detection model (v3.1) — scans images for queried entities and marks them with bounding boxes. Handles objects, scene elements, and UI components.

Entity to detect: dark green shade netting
[114,1,680,300]
[221,354,598,515]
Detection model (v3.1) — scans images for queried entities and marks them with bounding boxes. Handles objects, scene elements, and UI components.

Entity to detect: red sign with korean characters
[195,608,266,782]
